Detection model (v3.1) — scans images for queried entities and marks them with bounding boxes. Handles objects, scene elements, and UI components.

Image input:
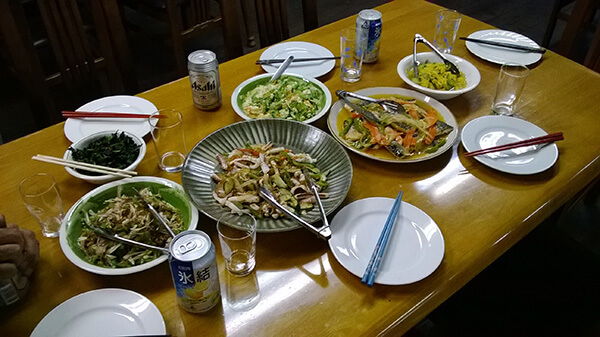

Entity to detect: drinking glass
[19,173,63,237]
[217,215,257,276]
[492,63,530,116]
[340,27,367,82]
[148,109,187,172]
[433,9,462,53]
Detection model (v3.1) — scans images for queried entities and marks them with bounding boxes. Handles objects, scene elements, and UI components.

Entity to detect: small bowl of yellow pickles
[397,52,480,100]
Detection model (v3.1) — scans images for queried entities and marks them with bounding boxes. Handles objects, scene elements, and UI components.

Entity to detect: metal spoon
[413,33,460,77]
[270,55,294,83]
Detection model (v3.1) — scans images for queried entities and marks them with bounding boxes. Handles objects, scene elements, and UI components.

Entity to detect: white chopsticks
[32,155,137,178]
[361,190,404,287]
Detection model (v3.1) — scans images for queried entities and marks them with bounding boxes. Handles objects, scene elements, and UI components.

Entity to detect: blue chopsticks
[361,191,404,287]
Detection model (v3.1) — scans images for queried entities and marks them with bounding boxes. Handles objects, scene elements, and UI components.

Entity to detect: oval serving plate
[327,87,459,163]
[181,119,353,233]
[59,176,198,275]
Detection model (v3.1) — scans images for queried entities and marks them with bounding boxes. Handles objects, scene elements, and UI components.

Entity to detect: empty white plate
[63,95,158,143]
[31,288,166,337]
[259,41,336,78]
[329,197,445,285]
[461,115,559,174]
[464,29,543,66]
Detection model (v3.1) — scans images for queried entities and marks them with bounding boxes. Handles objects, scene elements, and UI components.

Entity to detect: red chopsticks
[62,111,166,119]
[464,132,564,157]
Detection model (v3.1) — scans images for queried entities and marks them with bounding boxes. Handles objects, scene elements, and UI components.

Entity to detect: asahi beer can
[188,50,222,110]
[169,230,221,313]
[356,9,382,63]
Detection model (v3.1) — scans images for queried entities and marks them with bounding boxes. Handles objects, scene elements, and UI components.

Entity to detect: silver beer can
[168,230,221,313]
[356,9,382,63]
[188,50,222,110]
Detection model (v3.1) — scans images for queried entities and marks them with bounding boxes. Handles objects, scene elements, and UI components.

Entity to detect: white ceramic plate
[464,29,543,66]
[64,95,158,143]
[329,197,445,285]
[31,288,166,337]
[59,176,199,275]
[327,87,459,163]
[259,41,336,78]
[461,115,559,174]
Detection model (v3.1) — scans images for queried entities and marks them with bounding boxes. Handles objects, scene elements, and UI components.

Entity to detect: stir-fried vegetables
[340,96,453,159]
[77,187,184,268]
[212,143,329,218]
[240,76,325,121]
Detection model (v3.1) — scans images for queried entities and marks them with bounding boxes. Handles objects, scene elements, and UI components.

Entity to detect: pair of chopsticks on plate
[361,190,404,287]
[459,37,547,54]
[464,132,564,157]
[32,155,137,177]
[255,56,340,65]
[62,111,166,119]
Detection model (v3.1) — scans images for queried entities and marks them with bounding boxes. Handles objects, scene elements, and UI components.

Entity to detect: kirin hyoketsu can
[168,230,221,313]
[188,50,222,110]
[356,9,382,63]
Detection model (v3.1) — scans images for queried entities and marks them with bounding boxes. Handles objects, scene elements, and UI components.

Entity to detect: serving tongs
[302,168,330,230]
[87,224,170,253]
[413,33,460,78]
[133,188,176,238]
[336,90,405,114]
[258,186,331,240]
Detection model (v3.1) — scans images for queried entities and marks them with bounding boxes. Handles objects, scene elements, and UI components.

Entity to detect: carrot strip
[425,125,437,145]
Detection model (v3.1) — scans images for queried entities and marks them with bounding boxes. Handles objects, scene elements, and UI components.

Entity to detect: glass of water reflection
[217,214,257,277]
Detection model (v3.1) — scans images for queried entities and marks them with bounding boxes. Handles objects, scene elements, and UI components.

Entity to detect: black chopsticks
[459,37,547,54]
[256,56,340,65]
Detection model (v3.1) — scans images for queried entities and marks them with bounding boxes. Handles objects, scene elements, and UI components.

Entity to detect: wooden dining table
[3,0,600,336]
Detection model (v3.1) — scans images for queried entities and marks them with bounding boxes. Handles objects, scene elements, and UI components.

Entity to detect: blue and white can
[169,230,221,313]
[356,9,382,63]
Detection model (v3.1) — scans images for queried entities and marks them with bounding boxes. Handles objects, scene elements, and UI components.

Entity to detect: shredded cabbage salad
[212,143,329,218]
[240,76,325,121]
[78,187,184,268]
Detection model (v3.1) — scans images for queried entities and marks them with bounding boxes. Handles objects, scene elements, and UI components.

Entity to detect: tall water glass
[217,215,257,276]
[148,109,187,172]
[492,63,530,116]
[340,27,367,82]
[19,173,63,237]
[433,9,462,53]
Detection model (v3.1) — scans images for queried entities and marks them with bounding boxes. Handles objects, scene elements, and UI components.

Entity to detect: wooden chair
[0,0,138,127]
[549,0,600,72]
[253,0,318,48]
[120,0,243,77]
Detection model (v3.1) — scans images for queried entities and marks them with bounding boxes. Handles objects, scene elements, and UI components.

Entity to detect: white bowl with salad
[397,52,481,100]
[64,130,146,185]
[231,73,332,124]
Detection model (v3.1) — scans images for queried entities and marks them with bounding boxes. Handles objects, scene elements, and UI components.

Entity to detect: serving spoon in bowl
[412,33,460,77]
[270,55,294,83]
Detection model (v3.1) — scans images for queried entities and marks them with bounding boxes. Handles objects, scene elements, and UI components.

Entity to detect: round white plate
[31,288,166,337]
[327,87,459,163]
[259,41,336,78]
[461,115,559,174]
[64,95,158,143]
[329,197,445,285]
[464,29,543,66]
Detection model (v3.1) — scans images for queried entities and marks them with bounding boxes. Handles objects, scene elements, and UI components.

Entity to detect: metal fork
[413,33,460,77]
[336,90,405,114]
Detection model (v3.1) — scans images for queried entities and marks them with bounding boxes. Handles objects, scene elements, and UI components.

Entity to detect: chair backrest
[254,0,318,47]
[0,0,137,126]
